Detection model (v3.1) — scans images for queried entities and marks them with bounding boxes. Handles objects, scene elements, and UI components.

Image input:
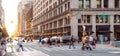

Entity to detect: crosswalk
[39,46,79,52]
[7,46,50,56]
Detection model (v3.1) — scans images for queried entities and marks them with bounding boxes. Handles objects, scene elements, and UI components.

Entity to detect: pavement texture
[5,40,120,56]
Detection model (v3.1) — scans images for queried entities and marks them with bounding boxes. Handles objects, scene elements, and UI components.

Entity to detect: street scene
[5,39,120,56]
[0,0,120,56]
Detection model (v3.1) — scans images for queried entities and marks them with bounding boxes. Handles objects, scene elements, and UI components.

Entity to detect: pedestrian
[39,36,43,47]
[59,35,63,46]
[1,38,7,52]
[85,35,92,51]
[69,35,75,49]
[81,35,86,50]
[17,38,24,52]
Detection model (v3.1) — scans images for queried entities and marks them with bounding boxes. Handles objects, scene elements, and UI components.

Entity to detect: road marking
[23,47,31,52]
[42,47,52,51]
[7,47,12,52]
[109,51,120,54]
[27,47,37,51]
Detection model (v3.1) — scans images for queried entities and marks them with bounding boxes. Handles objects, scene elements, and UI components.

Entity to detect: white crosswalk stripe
[42,47,52,51]
[40,46,75,52]
[7,46,49,56]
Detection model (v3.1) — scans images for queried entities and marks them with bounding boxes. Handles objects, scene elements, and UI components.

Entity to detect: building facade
[25,2,33,36]
[33,0,120,41]
[0,0,5,26]
[18,0,32,36]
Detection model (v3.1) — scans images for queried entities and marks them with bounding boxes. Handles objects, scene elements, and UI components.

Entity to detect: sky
[2,0,21,36]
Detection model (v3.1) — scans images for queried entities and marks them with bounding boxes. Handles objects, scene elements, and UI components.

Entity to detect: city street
[5,40,120,56]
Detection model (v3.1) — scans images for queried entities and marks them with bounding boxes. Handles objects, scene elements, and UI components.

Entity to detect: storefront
[114,25,120,41]
[96,25,112,41]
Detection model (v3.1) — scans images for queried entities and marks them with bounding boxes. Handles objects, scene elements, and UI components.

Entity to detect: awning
[115,31,120,33]
[79,30,94,33]
[98,31,113,33]
[98,14,110,19]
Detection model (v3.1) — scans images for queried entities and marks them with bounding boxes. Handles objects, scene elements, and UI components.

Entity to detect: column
[57,20,59,33]
[119,0,120,8]
[109,0,114,8]
[70,14,78,39]
[63,18,65,32]
[110,15,115,46]
[91,15,96,38]
[84,0,86,8]
[101,0,104,8]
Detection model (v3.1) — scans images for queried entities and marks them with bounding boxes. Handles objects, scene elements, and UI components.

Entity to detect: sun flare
[2,0,20,37]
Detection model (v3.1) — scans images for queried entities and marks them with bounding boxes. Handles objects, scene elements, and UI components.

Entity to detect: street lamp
[82,8,86,36]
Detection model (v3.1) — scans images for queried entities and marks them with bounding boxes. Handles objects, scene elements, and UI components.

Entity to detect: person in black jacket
[69,35,75,49]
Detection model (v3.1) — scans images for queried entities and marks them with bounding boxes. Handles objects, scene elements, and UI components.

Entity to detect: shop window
[78,19,81,23]
[96,15,109,23]
[114,15,120,23]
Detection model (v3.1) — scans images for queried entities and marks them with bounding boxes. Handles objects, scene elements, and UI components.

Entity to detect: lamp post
[82,8,86,36]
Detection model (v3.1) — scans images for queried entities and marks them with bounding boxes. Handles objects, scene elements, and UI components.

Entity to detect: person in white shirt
[17,38,24,52]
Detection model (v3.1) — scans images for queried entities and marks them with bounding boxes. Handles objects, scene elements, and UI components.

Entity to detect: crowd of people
[38,34,96,50]
[0,34,101,55]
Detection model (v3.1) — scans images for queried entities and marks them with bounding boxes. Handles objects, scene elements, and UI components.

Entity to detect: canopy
[98,14,110,19]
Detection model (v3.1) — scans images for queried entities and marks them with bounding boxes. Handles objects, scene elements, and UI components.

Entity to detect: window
[54,21,57,28]
[49,12,52,18]
[79,0,84,8]
[104,0,108,8]
[78,19,81,23]
[58,0,61,4]
[96,15,109,23]
[46,2,48,7]
[68,2,70,10]
[86,0,90,8]
[65,18,70,24]
[58,8,61,14]
[61,6,63,13]
[59,19,63,26]
[49,0,52,4]
[114,15,120,23]
[50,23,52,28]
[53,9,57,16]
[86,15,91,23]
[65,4,67,10]
[78,15,91,23]
[49,5,52,10]
[97,0,101,8]
[115,0,119,8]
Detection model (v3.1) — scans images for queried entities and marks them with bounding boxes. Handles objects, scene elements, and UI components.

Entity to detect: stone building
[33,0,120,41]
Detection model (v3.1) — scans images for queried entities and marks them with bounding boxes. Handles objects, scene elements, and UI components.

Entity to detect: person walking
[69,35,75,49]
[17,38,24,52]
[39,36,43,47]
[1,38,7,52]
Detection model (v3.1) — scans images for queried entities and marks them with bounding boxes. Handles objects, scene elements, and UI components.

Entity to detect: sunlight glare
[2,0,21,37]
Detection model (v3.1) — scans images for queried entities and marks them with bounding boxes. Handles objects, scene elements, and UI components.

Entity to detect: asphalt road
[5,40,120,56]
